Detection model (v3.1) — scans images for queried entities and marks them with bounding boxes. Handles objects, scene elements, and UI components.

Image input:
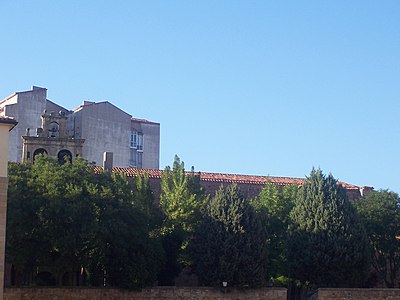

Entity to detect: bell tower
[22,110,85,163]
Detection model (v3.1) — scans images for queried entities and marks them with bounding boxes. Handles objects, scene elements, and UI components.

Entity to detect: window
[129,149,143,168]
[130,149,137,166]
[130,131,143,150]
[137,133,143,151]
[130,131,137,148]
[137,151,142,167]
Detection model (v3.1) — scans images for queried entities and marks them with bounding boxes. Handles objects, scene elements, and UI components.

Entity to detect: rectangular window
[130,149,137,166]
[130,131,137,148]
[129,149,142,168]
[137,133,143,151]
[137,151,142,168]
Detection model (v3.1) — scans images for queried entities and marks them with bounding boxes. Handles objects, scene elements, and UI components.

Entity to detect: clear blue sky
[1,1,399,192]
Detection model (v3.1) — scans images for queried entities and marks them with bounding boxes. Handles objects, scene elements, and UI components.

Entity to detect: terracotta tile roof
[93,166,360,190]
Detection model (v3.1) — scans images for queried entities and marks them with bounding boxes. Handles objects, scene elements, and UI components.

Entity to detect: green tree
[192,184,267,287]
[160,155,205,233]
[252,181,297,279]
[6,162,50,282]
[86,171,163,289]
[287,168,370,287]
[7,156,99,284]
[7,155,162,289]
[354,190,400,287]
[158,155,207,285]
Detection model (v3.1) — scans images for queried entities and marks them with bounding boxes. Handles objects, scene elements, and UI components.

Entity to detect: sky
[1,1,399,192]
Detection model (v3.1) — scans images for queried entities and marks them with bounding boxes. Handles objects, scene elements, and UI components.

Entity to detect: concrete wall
[310,288,400,300]
[131,120,160,169]
[1,87,47,162]
[72,102,132,167]
[5,287,287,300]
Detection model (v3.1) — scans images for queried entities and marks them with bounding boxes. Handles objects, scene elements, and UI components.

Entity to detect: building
[0,116,18,299]
[94,164,373,200]
[0,86,160,169]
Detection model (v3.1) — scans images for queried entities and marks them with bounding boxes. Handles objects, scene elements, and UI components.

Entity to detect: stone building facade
[0,86,160,169]
[22,111,84,164]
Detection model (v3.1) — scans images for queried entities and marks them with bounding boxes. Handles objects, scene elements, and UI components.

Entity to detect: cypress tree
[192,184,267,287]
[287,168,370,287]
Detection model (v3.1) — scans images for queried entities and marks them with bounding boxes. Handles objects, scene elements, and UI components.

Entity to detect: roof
[93,166,360,190]
[131,117,160,125]
[0,116,18,130]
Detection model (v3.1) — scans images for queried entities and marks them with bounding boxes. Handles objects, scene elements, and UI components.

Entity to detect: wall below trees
[310,288,400,300]
[5,287,287,300]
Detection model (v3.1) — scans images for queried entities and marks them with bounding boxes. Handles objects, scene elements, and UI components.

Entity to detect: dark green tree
[252,181,297,279]
[287,168,370,287]
[7,155,162,289]
[192,184,267,287]
[87,171,163,289]
[6,162,50,283]
[354,190,400,287]
[7,156,99,284]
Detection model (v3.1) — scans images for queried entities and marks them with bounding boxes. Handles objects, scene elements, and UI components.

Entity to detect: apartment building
[0,86,160,169]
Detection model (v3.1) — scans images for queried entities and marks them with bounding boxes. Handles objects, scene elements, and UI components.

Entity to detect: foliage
[7,155,162,289]
[192,184,267,287]
[252,181,298,279]
[160,155,206,233]
[354,190,400,287]
[158,155,207,285]
[287,168,370,287]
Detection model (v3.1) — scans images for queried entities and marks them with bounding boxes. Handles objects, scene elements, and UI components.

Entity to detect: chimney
[103,152,113,173]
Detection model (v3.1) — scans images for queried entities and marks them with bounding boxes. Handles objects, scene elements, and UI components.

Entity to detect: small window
[137,133,143,151]
[130,131,143,150]
[137,151,142,168]
[130,149,137,166]
[129,149,142,168]
[130,131,137,148]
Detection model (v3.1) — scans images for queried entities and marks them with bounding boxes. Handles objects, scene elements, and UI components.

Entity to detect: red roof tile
[93,166,360,190]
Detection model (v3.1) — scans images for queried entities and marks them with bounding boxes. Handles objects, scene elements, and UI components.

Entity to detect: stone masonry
[5,287,287,300]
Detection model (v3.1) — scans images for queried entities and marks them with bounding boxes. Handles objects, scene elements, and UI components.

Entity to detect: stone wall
[5,287,287,300]
[311,288,400,300]
[0,177,8,300]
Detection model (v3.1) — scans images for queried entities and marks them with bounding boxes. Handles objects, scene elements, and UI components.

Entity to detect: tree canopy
[354,190,400,287]
[192,184,267,287]
[287,168,370,287]
[7,155,162,289]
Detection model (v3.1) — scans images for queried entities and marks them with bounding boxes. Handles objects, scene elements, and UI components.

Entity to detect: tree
[354,190,400,287]
[84,171,163,290]
[7,156,99,284]
[7,155,163,289]
[252,181,297,279]
[192,184,267,287]
[287,168,370,287]
[160,155,205,233]
[7,162,50,283]
[158,155,207,285]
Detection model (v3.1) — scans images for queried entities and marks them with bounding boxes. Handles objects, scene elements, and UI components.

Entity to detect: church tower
[22,110,84,163]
